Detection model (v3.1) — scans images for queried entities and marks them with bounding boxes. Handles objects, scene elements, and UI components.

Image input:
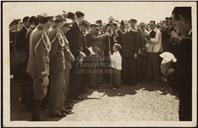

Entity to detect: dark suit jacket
[137,30,146,53]
[122,30,139,58]
[15,27,28,51]
[175,38,192,94]
[15,26,29,66]
[66,22,82,58]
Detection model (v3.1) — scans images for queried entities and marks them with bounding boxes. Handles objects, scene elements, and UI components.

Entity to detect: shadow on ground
[10,78,178,121]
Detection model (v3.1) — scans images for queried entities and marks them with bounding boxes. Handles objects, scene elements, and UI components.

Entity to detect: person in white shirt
[146,20,162,82]
[110,43,122,89]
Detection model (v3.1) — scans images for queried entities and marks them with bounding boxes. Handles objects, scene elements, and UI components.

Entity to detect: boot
[31,100,42,121]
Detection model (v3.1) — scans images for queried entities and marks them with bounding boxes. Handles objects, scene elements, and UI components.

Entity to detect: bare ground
[11,80,179,121]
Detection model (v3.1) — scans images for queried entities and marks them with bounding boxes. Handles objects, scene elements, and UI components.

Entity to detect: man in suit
[161,17,172,52]
[172,7,192,121]
[15,16,31,108]
[61,21,75,108]
[26,14,52,121]
[22,16,39,110]
[66,11,87,100]
[26,16,39,44]
[146,20,162,82]
[122,19,139,86]
[137,22,148,82]
[85,24,108,88]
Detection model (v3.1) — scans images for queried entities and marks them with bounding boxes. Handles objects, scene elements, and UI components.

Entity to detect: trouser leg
[49,71,65,113]
[112,68,121,88]
[32,77,48,121]
[64,69,70,104]
[152,53,160,81]
[31,100,42,121]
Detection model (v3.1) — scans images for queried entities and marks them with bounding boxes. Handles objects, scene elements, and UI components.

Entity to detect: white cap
[160,52,177,64]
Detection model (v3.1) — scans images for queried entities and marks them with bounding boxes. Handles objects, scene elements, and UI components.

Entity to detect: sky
[3,2,194,24]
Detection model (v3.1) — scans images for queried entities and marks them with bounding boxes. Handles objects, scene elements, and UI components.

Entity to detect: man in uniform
[26,14,52,121]
[48,15,70,117]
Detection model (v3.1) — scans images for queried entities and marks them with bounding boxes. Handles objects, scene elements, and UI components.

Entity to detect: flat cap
[79,20,89,27]
[53,15,66,22]
[130,19,137,23]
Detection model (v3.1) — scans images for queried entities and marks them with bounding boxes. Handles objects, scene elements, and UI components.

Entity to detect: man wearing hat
[26,14,52,121]
[122,19,139,86]
[47,15,71,117]
[96,20,102,27]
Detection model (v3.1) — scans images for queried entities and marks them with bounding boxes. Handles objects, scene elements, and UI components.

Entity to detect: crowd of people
[9,7,192,121]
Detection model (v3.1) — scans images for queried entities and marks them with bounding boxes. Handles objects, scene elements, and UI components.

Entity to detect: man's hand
[42,76,49,87]
[79,58,84,65]
[134,53,138,59]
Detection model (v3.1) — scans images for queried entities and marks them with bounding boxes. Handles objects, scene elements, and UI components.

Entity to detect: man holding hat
[26,13,52,121]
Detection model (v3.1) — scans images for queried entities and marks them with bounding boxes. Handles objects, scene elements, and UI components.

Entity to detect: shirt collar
[129,28,137,32]
[23,24,28,30]
[154,27,157,32]
[37,24,44,30]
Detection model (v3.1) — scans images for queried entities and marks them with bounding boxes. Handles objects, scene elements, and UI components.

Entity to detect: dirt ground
[10,80,179,121]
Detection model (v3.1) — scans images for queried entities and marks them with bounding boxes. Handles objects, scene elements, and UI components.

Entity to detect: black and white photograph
[1,1,197,127]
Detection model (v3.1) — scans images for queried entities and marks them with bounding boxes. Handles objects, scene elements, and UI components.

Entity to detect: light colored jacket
[48,27,66,73]
[147,28,162,53]
[26,25,51,78]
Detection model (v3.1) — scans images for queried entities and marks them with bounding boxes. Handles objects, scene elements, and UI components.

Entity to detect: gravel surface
[11,80,179,121]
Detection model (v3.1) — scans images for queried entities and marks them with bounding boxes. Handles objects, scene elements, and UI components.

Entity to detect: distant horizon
[3,2,193,24]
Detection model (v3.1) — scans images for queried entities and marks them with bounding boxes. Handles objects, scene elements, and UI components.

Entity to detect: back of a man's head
[22,16,30,23]
[172,7,191,23]
[75,11,85,19]
[38,16,51,24]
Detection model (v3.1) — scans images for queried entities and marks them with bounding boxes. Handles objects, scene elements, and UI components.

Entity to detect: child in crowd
[110,43,122,89]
